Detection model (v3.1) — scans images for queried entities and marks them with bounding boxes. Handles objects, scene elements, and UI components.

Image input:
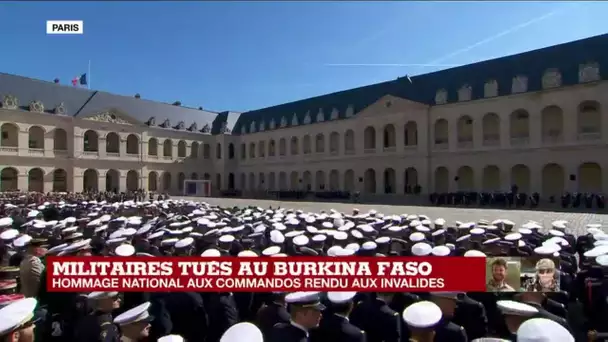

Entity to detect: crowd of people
[429,191,606,210]
[0,191,606,342]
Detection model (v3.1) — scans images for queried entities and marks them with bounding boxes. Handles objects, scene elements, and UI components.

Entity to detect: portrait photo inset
[520,257,560,292]
[485,257,521,292]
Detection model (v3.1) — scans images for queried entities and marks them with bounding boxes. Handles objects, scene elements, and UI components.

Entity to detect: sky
[0,1,607,113]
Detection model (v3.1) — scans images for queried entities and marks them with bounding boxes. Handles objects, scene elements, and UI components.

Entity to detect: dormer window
[511,75,528,94]
[542,69,562,89]
[241,126,247,134]
[330,108,339,120]
[345,105,354,118]
[579,62,600,83]
[269,119,276,130]
[280,116,287,128]
[458,85,472,102]
[291,113,299,126]
[250,121,257,133]
[259,121,265,131]
[303,112,311,124]
[29,100,44,113]
[484,80,498,98]
[435,89,447,105]
[2,95,18,110]
[316,109,324,122]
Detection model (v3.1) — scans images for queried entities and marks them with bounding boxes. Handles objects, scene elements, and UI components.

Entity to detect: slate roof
[0,73,236,135]
[233,33,608,135]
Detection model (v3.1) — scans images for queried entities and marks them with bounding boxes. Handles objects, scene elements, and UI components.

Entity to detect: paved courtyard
[175,196,607,237]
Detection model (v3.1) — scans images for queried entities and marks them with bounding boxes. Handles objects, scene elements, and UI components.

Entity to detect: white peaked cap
[534,244,561,255]
[262,246,281,256]
[464,250,486,257]
[497,300,538,317]
[201,248,222,257]
[409,232,425,242]
[0,229,19,240]
[595,255,608,267]
[115,244,135,257]
[219,235,235,243]
[335,248,355,256]
[412,242,432,256]
[238,250,258,257]
[174,237,194,249]
[327,246,343,257]
[361,241,377,250]
[220,322,263,342]
[312,234,326,242]
[431,245,451,256]
[13,235,32,248]
[327,291,357,304]
[88,292,119,300]
[46,243,68,254]
[504,233,522,241]
[0,298,37,336]
[158,335,184,342]
[375,236,390,244]
[345,243,360,252]
[0,217,13,227]
[583,245,608,258]
[434,218,446,225]
[292,235,309,246]
[402,301,442,328]
[470,228,485,235]
[113,302,152,326]
[516,317,574,342]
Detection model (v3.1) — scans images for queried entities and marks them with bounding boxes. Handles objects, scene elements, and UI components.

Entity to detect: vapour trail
[425,4,579,65]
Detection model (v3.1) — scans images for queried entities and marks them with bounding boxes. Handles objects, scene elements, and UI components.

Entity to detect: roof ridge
[0,72,226,114]
[412,33,608,81]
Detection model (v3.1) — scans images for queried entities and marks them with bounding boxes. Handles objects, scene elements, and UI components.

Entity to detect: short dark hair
[492,258,508,269]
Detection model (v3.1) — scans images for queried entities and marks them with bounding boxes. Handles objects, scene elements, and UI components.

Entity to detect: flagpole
[88,60,91,90]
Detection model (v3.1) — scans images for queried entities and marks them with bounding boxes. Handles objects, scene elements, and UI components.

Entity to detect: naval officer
[220,322,264,342]
[310,291,365,342]
[269,292,325,342]
[0,297,38,342]
[113,301,155,342]
[516,317,574,341]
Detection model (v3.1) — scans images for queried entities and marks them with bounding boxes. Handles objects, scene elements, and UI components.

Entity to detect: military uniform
[311,313,366,342]
[256,301,290,340]
[74,311,120,342]
[311,292,365,342]
[486,280,515,292]
[269,292,325,342]
[350,298,400,342]
[270,322,309,342]
[434,319,467,342]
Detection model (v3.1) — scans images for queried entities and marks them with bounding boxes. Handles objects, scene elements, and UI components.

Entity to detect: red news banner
[46,257,486,292]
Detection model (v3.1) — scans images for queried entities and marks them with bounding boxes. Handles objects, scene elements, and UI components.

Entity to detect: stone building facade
[1,34,607,197]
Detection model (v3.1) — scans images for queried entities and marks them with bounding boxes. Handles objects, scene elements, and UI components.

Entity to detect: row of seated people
[429,191,606,210]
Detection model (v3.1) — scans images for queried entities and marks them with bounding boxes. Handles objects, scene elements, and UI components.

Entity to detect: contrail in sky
[425,4,577,65]
[324,3,580,69]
